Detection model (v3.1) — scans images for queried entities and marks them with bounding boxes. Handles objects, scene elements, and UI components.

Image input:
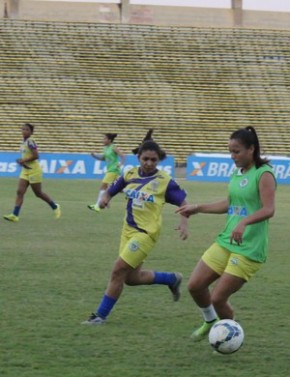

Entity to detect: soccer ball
[208,319,244,354]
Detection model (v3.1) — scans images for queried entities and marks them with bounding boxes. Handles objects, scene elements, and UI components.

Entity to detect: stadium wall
[2,1,290,29]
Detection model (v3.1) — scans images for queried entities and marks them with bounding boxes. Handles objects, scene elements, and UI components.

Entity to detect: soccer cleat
[3,214,19,222]
[191,319,219,342]
[168,272,183,302]
[54,204,61,219]
[81,313,106,325]
[87,204,100,212]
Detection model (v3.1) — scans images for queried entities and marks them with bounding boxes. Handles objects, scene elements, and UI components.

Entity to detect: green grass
[1,177,289,377]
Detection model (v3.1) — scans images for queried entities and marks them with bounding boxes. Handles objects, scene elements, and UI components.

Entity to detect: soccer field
[1,177,290,377]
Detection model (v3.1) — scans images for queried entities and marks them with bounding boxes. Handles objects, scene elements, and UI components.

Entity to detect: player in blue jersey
[3,123,61,222]
[82,140,189,325]
[177,126,276,341]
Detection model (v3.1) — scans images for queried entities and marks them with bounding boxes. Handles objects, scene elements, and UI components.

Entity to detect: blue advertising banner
[0,152,175,179]
[186,154,290,185]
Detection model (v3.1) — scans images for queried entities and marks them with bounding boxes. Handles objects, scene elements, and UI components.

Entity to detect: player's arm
[99,175,127,209]
[165,179,189,240]
[176,199,229,218]
[91,152,105,160]
[16,146,39,166]
[114,147,126,166]
[176,199,189,240]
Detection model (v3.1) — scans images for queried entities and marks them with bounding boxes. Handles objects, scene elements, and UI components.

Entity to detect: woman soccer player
[87,133,125,212]
[82,140,189,325]
[176,126,276,341]
[3,123,61,222]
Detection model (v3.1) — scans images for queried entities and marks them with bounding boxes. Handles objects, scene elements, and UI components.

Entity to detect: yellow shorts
[102,172,119,185]
[20,167,43,184]
[119,225,155,268]
[201,243,262,282]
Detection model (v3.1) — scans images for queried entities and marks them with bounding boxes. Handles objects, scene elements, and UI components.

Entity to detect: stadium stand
[0,19,290,163]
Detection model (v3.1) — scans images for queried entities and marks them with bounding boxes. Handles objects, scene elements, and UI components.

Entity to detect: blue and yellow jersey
[20,137,40,170]
[108,167,186,241]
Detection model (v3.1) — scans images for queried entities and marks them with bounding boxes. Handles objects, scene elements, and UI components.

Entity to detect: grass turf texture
[1,178,289,377]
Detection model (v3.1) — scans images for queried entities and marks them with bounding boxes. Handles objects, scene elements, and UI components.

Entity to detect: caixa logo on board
[40,154,174,178]
[0,152,175,179]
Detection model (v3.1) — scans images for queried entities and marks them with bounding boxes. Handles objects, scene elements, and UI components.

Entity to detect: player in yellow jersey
[3,123,61,222]
[82,140,189,325]
[87,133,125,212]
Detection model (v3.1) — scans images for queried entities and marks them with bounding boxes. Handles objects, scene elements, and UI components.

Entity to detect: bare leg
[125,264,155,286]
[30,182,55,204]
[105,257,135,299]
[188,259,220,308]
[15,179,30,207]
[211,273,246,319]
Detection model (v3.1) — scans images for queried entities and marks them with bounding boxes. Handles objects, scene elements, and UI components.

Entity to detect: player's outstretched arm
[99,191,111,209]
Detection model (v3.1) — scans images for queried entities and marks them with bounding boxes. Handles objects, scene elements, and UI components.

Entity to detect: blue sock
[13,206,21,216]
[48,201,57,210]
[97,294,117,319]
[153,272,177,286]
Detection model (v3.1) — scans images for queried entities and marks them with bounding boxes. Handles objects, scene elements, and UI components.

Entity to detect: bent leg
[211,272,245,319]
[93,257,133,321]
[125,264,154,285]
[188,259,220,308]
[31,182,54,203]
[105,256,134,299]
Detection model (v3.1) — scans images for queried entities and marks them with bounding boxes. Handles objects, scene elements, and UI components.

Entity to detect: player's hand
[230,223,246,245]
[175,224,189,240]
[16,158,24,166]
[175,204,199,218]
[99,192,111,209]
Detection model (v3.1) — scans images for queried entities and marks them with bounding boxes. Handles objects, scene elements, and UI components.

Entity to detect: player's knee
[16,189,25,197]
[110,260,130,283]
[34,191,42,198]
[211,292,228,308]
[187,277,205,294]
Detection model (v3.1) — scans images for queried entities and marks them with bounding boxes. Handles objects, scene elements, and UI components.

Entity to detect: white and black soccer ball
[208,319,244,354]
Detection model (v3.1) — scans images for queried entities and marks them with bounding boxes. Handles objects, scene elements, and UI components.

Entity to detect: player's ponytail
[138,140,167,161]
[230,127,269,168]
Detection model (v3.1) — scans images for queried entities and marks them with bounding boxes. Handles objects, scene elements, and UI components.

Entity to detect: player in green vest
[88,133,125,212]
[176,126,276,341]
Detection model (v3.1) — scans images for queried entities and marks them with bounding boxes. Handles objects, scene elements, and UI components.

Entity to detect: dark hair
[105,133,117,142]
[24,123,34,133]
[230,126,269,168]
[138,140,166,161]
[132,129,154,155]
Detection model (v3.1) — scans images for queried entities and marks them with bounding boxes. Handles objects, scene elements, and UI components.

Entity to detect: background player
[3,123,61,222]
[88,133,125,212]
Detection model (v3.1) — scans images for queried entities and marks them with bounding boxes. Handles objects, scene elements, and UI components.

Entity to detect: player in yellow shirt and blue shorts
[3,123,61,222]
[82,140,189,325]
[177,126,276,341]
